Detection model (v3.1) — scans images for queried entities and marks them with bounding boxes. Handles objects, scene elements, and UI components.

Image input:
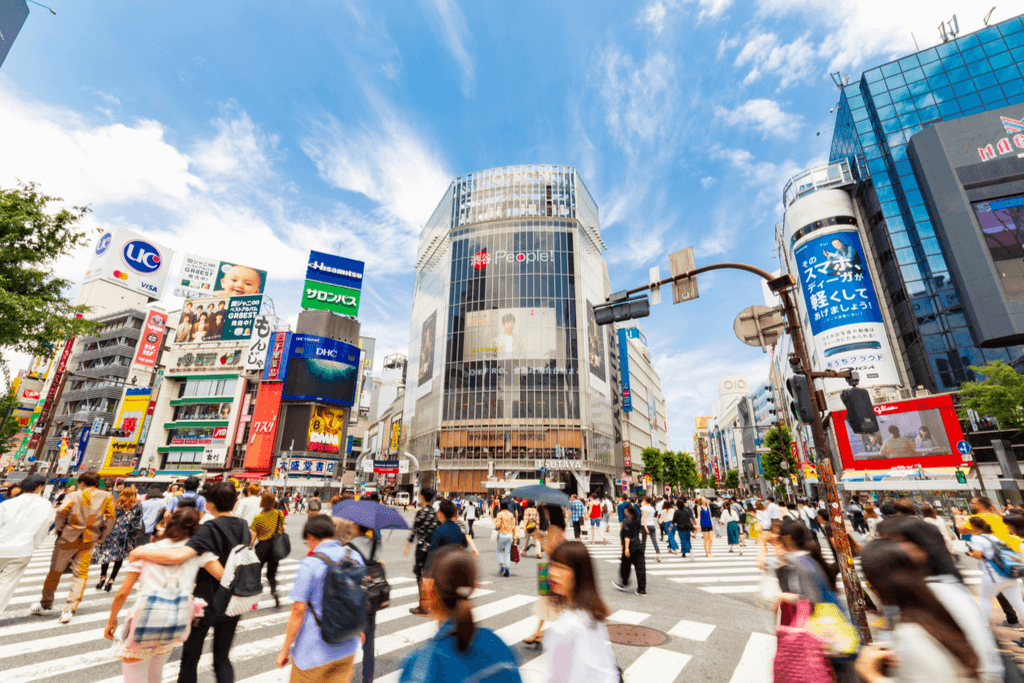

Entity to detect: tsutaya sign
[977,116,1024,161]
[534,459,582,471]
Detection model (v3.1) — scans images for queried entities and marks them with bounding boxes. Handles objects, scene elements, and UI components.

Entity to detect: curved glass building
[404,165,621,495]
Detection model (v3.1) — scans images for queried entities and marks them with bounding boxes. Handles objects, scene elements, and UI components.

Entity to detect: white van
[395,492,410,506]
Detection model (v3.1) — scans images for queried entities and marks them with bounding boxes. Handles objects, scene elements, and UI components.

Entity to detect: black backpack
[347,536,391,614]
[311,548,368,644]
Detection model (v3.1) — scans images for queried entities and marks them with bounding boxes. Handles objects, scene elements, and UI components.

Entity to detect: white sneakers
[58,609,74,624]
[29,602,53,617]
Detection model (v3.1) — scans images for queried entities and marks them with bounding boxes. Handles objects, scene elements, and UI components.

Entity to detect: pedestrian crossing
[0,536,775,683]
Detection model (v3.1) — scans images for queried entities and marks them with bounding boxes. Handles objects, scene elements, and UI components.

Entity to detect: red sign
[265,332,288,381]
[28,337,76,451]
[472,250,490,269]
[832,393,969,471]
[134,311,167,367]
[244,382,283,469]
[22,389,40,400]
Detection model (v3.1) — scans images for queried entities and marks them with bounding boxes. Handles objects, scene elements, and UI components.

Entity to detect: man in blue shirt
[428,500,467,558]
[140,487,166,538]
[569,494,585,540]
[277,514,364,683]
[616,494,630,523]
[165,476,206,517]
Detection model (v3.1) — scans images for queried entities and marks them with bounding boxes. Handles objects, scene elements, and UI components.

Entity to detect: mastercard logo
[112,270,129,281]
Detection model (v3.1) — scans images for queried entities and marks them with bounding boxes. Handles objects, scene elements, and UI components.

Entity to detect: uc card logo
[121,239,162,275]
[96,233,113,255]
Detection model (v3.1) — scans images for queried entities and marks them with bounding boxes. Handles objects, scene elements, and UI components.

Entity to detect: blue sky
[2,0,1021,448]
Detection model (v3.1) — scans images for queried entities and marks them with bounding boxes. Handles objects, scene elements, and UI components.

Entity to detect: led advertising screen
[586,301,607,382]
[175,253,268,299]
[832,394,971,471]
[172,295,262,344]
[307,404,345,455]
[418,311,437,387]
[465,307,558,361]
[793,230,899,388]
[282,334,360,406]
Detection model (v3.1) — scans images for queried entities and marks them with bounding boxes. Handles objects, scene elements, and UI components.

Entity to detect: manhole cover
[606,624,670,647]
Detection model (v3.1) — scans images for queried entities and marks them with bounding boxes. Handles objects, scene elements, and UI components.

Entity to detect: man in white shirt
[0,475,56,614]
[766,496,781,521]
[233,484,262,524]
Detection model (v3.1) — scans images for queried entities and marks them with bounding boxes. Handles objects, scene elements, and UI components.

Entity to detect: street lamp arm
[612,262,786,301]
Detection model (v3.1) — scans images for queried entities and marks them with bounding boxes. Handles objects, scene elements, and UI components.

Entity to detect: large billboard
[134,310,168,367]
[465,308,557,361]
[103,388,151,471]
[172,295,262,344]
[618,328,633,412]
[83,227,175,301]
[281,334,360,406]
[301,251,365,317]
[175,253,268,299]
[244,382,283,470]
[307,404,345,455]
[832,394,970,471]
[793,230,899,388]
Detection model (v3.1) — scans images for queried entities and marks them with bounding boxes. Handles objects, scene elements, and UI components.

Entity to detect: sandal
[523,635,542,646]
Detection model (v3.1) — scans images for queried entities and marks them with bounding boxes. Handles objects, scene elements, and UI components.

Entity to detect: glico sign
[472,249,556,268]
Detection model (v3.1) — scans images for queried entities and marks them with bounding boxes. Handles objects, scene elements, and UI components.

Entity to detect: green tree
[724,469,739,490]
[0,392,24,453]
[666,451,701,491]
[958,361,1024,433]
[640,447,666,483]
[0,183,96,380]
[761,424,799,484]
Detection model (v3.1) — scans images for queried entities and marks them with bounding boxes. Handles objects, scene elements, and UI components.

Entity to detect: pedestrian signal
[955,470,967,484]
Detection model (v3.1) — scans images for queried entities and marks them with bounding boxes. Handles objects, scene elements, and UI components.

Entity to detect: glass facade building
[404,165,621,494]
[830,15,1024,391]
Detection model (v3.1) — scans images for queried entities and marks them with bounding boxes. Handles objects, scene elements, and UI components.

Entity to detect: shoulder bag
[271,510,291,560]
[773,600,834,683]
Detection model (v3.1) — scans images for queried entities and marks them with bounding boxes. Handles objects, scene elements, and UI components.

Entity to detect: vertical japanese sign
[262,332,291,381]
[618,329,633,412]
[245,382,283,470]
[134,311,168,367]
[28,337,75,452]
[245,314,273,372]
[793,230,899,388]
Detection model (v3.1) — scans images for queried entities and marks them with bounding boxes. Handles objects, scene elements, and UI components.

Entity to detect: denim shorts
[589,518,601,526]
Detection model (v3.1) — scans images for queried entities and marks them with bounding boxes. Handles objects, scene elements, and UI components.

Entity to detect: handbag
[511,543,520,563]
[131,507,147,537]
[807,601,860,657]
[773,600,835,683]
[271,511,291,560]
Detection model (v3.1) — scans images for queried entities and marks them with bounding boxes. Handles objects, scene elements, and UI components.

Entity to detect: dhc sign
[122,240,163,274]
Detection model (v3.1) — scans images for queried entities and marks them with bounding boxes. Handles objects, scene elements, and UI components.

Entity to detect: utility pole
[596,260,872,643]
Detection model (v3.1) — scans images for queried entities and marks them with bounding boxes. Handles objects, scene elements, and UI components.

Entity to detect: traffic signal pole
[605,263,872,643]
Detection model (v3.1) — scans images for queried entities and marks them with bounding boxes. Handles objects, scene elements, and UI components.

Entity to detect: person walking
[709,497,722,538]
[847,495,868,534]
[140,486,166,542]
[0,474,54,615]
[521,503,542,558]
[398,545,521,683]
[961,496,1024,627]
[164,476,206,518]
[251,492,286,606]
[587,493,607,545]
[463,498,477,538]
[128,481,251,683]
[32,470,115,624]
[92,484,145,592]
[307,490,322,514]
[967,516,1024,626]
[730,497,747,546]
[544,541,619,683]
[720,504,742,555]
[921,504,956,551]
[697,497,715,558]
[569,494,585,541]
[276,515,364,683]
[661,500,679,555]
[612,501,645,595]
[233,485,261,524]
[639,497,661,562]
[428,500,468,564]
[103,508,219,683]
[745,502,760,541]
[672,498,694,559]
[524,505,567,645]
[601,495,612,533]
[495,501,517,577]
[404,488,439,616]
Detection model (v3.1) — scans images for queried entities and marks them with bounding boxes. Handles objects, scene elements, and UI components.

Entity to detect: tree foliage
[640,447,665,483]
[0,183,96,383]
[958,361,1024,433]
[761,424,799,483]
[724,469,739,490]
[640,449,702,491]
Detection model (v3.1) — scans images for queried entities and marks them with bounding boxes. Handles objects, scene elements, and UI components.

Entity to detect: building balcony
[783,161,854,209]
[75,344,137,364]
[62,385,124,403]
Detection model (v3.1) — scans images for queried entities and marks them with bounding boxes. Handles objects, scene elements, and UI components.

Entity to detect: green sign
[301,279,361,317]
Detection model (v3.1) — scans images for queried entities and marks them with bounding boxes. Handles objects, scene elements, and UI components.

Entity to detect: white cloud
[734,32,818,89]
[701,176,717,189]
[421,0,475,97]
[597,47,677,157]
[301,97,451,230]
[714,99,804,140]
[637,1,670,34]
[191,104,281,186]
[695,0,733,20]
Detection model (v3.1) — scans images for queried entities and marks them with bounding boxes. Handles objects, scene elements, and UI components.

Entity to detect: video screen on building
[465,307,558,361]
[973,194,1024,262]
[282,335,359,406]
[833,394,970,471]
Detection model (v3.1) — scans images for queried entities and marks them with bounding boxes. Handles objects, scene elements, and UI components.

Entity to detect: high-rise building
[829,15,1024,391]
[404,165,622,495]
[615,322,668,493]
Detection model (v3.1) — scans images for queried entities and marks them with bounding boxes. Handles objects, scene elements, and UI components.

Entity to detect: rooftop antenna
[938,15,959,42]
[984,7,997,26]
[26,0,56,13]
[830,72,844,89]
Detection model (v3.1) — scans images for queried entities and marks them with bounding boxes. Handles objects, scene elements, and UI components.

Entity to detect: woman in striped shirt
[250,492,285,606]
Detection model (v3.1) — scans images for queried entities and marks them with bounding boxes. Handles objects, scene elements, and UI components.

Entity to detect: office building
[616,322,668,492]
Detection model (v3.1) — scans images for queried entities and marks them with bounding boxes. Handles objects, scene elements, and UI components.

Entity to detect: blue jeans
[666,523,679,552]
[678,528,691,555]
[496,533,513,570]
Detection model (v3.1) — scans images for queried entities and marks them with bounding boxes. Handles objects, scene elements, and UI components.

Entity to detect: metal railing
[783,161,854,208]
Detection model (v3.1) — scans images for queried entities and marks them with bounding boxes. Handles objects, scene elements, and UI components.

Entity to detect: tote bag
[774,600,834,683]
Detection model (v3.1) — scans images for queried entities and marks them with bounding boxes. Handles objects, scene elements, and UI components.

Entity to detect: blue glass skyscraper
[830,15,1024,391]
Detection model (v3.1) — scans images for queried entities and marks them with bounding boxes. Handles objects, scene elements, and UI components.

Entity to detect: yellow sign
[307,405,345,455]
[390,422,401,451]
[695,416,711,430]
[101,389,152,474]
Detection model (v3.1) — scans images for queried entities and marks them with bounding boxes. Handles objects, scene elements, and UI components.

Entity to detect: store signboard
[103,388,152,470]
[618,329,633,413]
[134,310,168,367]
[244,382,283,470]
[262,332,291,381]
[245,314,274,372]
[83,227,174,300]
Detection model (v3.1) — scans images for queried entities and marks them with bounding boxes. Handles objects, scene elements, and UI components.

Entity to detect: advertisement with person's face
[419,311,436,386]
[465,308,557,361]
[586,301,606,381]
[176,253,268,299]
[174,295,262,344]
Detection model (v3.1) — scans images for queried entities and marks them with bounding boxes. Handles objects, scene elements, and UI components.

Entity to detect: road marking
[695,584,762,594]
[670,575,763,583]
[622,648,691,683]
[608,609,650,625]
[728,632,775,683]
[667,618,716,641]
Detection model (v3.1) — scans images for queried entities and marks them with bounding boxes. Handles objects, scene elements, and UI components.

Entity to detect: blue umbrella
[507,484,570,507]
[331,499,410,530]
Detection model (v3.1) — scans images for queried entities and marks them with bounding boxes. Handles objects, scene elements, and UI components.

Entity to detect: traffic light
[955,469,967,484]
[593,293,650,325]
[785,375,814,424]
[840,387,879,435]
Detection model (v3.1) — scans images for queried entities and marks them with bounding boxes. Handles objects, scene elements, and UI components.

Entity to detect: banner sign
[103,388,151,470]
[134,310,168,367]
[172,295,262,345]
[374,459,400,474]
[284,457,336,478]
[618,328,633,413]
[244,382,283,470]
[389,422,401,451]
[73,426,92,470]
[245,314,274,372]
[300,279,361,317]
[175,253,267,299]
[262,332,291,381]
[306,251,364,291]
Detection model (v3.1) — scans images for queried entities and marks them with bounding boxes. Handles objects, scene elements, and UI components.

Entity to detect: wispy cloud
[701,176,717,189]
[714,99,804,140]
[596,46,678,158]
[421,0,475,97]
[192,103,281,188]
[734,32,818,89]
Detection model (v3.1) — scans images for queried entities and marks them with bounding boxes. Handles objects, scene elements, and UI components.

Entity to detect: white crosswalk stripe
[0,533,773,683]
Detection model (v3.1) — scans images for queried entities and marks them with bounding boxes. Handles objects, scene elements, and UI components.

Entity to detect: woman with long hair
[856,539,980,683]
[696,497,714,558]
[661,500,679,555]
[92,485,144,592]
[544,542,619,683]
[775,519,841,624]
[250,492,286,606]
[398,546,521,683]
[494,501,518,577]
[920,504,956,551]
[745,502,760,541]
[524,505,567,645]
[612,500,646,595]
[104,508,220,683]
[672,498,694,559]
[720,503,742,555]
